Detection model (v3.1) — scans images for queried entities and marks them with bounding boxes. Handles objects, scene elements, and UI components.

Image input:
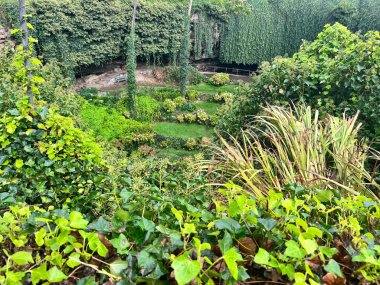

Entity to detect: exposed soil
[74,65,160,91]
[74,63,252,91]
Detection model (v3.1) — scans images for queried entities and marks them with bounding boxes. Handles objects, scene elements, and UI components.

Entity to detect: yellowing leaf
[10,251,34,265]
[15,159,24,169]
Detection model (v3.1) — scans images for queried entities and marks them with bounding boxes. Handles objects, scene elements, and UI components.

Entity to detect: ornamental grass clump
[210,105,380,201]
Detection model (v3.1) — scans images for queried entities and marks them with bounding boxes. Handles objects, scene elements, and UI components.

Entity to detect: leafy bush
[80,103,154,146]
[173,96,187,107]
[212,105,380,200]
[212,92,233,103]
[0,206,112,284]
[186,90,200,101]
[219,23,380,139]
[167,184,380,284]
[152,88,182,101]
[134,95,161,122]
[163,65,206,85]
[181,103,196,112]
[0,100,110,213]
[209,73,230,86]
[162,99,177,113]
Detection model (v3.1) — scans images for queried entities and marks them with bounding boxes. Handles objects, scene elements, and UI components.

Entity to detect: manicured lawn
[194,102,220,115]
[154,122,214,138]
[188,84,237,94]
[157,148,200,159]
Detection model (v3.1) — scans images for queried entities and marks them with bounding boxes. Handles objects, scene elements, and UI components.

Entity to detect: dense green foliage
[220,0,380,65]
[2,3,380,284]
[80,103,154,146]
[220,23,380,138]
[3,0,380,71]
[209,72,230,86]
[0,100,109,213]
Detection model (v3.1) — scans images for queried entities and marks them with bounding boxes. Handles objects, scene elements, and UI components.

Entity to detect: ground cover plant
[1,3,380,285]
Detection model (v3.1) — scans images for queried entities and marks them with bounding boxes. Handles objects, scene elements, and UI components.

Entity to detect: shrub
[181,103,196,112]
[211,105,380,200]
[219,23,380,139]
[162,99,177,113]
[173,96,187,107]
[152,88,182,101]
[80,103,153,146]
[134,95,161,122]
[186,90,200,101]
[195,109,210,124]
[213,92,233,103]
[163,65,206,85]
[176,113,185,123]
[209,73,230,86]
[0,100,110,213]
[184,113,197,123]
[185,138,198,150]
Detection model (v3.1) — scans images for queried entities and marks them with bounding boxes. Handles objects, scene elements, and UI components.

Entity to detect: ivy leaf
[110,233,130,254]
[224,248,243,280]
[15,159,24,169]
[218,231,232,255]
[319,246,338,259]
[67,252,81,268]
[258,218,277,231]
[324,259,343,278]
[69,211,89,229]
[254,248,270,266]
[35,228,46,246]
[138,217,155,232]
[284,240,306,259]
[31,263,48,285]
[10,251,34,265]
[110,258,129,276]
[77,276,97,285]
[215,217,242,234]
[172,253,201,285]
[47,266,67,283]
[299,237,318,255]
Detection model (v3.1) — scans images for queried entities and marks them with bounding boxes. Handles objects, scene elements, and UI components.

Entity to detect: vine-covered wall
[219,0,380,65]
[1,0,380,71]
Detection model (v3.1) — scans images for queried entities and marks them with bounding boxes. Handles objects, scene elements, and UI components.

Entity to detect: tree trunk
[179,0,193,96]
[127,0,138,117]
[19,0,33,105]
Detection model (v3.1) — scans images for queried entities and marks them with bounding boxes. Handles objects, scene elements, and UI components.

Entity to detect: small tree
[127,0,138,117]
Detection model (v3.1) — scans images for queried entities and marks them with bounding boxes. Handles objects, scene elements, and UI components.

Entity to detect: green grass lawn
[188,84,237,94]
[193,102,220,115]
[154,122,214,138]
[157,148,200,159]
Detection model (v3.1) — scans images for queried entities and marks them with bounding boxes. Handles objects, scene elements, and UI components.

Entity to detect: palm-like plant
[209,105,380,201]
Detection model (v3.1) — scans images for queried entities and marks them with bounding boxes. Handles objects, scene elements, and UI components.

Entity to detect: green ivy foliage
[219,23,380,139]
[219,0,380,65]
[127,34,137,116]
[179,16,191,96]
[79,103,154,147]
[0,100,109,213]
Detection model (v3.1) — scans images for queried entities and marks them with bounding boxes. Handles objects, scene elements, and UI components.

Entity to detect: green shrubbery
[219,23,380,139]
[134,95,161,122]
[80,103,154,147]
[163,65,206,85]
[0,100,109,213]
[209,73,230,86]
